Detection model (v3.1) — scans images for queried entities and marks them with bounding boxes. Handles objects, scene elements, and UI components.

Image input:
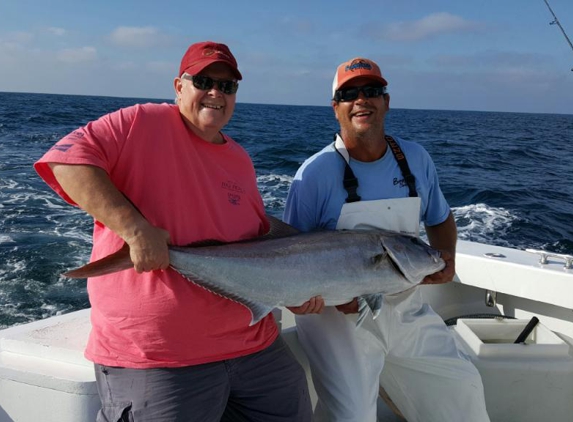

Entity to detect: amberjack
[64,217,445,326]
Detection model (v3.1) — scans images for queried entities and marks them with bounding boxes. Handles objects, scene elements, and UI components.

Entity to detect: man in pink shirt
[34,41,311,421]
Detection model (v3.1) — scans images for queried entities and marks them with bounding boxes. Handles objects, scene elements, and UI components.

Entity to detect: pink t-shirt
[34,103,278,368]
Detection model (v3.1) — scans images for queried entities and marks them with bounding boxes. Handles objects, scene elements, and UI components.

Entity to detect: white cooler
[453,318,573,422]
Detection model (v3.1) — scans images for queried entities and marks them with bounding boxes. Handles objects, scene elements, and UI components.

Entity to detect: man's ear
[332,100,340,122]
[173,77,183,96]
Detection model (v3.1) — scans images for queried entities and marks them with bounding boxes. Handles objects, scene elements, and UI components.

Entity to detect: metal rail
[526,248,573,269]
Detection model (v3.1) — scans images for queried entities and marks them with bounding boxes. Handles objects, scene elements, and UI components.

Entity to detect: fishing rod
[542,0,573,71]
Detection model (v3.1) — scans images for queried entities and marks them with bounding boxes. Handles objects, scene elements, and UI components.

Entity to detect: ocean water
[1,91,572,328]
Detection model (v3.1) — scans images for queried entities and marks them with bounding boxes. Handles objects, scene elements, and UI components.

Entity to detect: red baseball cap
[332,57,388,97]
[179,41,242,80]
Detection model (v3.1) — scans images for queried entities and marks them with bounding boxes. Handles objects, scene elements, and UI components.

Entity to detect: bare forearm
[425,212,457,256]
[49,163,170,272]
[423,212,457,284]
[49,164,147,241]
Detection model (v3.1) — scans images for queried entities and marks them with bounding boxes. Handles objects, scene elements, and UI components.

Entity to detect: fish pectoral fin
[356,294,384,327]
[356,299,369,328]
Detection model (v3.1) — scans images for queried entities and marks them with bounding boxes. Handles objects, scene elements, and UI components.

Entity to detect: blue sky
[1,0,572,114]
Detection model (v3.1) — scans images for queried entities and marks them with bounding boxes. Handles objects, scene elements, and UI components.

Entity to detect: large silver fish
[64,217,445,326]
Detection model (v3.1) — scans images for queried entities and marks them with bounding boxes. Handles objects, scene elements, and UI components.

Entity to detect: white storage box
[454,318,573,422]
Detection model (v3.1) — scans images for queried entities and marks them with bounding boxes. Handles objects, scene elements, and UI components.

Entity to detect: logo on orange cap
[345,59,374,73]
[332,57,388,97]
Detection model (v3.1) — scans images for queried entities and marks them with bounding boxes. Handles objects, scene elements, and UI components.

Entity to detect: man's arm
[423,211,457,284]
[49,163,170,273]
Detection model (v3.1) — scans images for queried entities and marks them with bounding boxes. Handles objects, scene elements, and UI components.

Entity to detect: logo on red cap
[203,48,233,61]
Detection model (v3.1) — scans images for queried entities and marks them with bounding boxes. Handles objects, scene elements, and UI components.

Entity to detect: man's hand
[287,296,325,315]
[125,223,171,273]
[421,250,455,285]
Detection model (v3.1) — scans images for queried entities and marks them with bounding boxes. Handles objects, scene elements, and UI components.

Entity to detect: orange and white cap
[332,57,388,97]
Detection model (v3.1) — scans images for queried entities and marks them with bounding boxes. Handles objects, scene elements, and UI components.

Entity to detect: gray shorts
[95,335,311,422]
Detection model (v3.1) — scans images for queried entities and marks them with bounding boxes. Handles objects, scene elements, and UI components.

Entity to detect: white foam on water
[452,203,517,247]
[0,234,15,244]
[43,198,68,209]
[258,174,294,185]
[0,256,27,278]
[58,229,92,243]
[257,173,293,211]
[40,303,65,319]
[0,179,18,190]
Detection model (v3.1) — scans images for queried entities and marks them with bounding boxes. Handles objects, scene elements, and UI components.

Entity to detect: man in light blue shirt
[284,57,490,422]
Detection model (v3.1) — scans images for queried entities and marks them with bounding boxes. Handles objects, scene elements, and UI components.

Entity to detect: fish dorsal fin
[64,243,133,278]
[186,239,228,247]
[183,215,299,247]
[264,215,300,239]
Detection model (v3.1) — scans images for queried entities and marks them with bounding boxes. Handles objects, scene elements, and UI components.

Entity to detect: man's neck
[342,131,388,162]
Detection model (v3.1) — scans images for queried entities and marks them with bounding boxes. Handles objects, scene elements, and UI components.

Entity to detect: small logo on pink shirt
[228,193,241,205]
[221,180,245,194]
[222,180,244,205]
[67,130,85,140]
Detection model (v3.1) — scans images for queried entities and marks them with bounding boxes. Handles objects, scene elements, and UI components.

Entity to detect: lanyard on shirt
[333,133,418,203]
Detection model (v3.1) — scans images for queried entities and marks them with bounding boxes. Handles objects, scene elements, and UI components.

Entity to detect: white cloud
[109,26,168,48]
[47,27,67,36]
[57,46,97,63]
[0,33,32,62]
[428,50,554,71]
[112,61,166,73]
[4,31,34,44]
[369,12,480,42]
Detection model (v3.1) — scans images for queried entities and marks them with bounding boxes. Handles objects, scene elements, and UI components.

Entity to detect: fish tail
[63,243,132,278]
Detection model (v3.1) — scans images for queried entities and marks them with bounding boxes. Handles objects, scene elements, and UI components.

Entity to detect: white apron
[294,138,490,422]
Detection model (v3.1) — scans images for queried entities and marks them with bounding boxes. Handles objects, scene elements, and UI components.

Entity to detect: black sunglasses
[333,85,387,102]
[181,74,239,95]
